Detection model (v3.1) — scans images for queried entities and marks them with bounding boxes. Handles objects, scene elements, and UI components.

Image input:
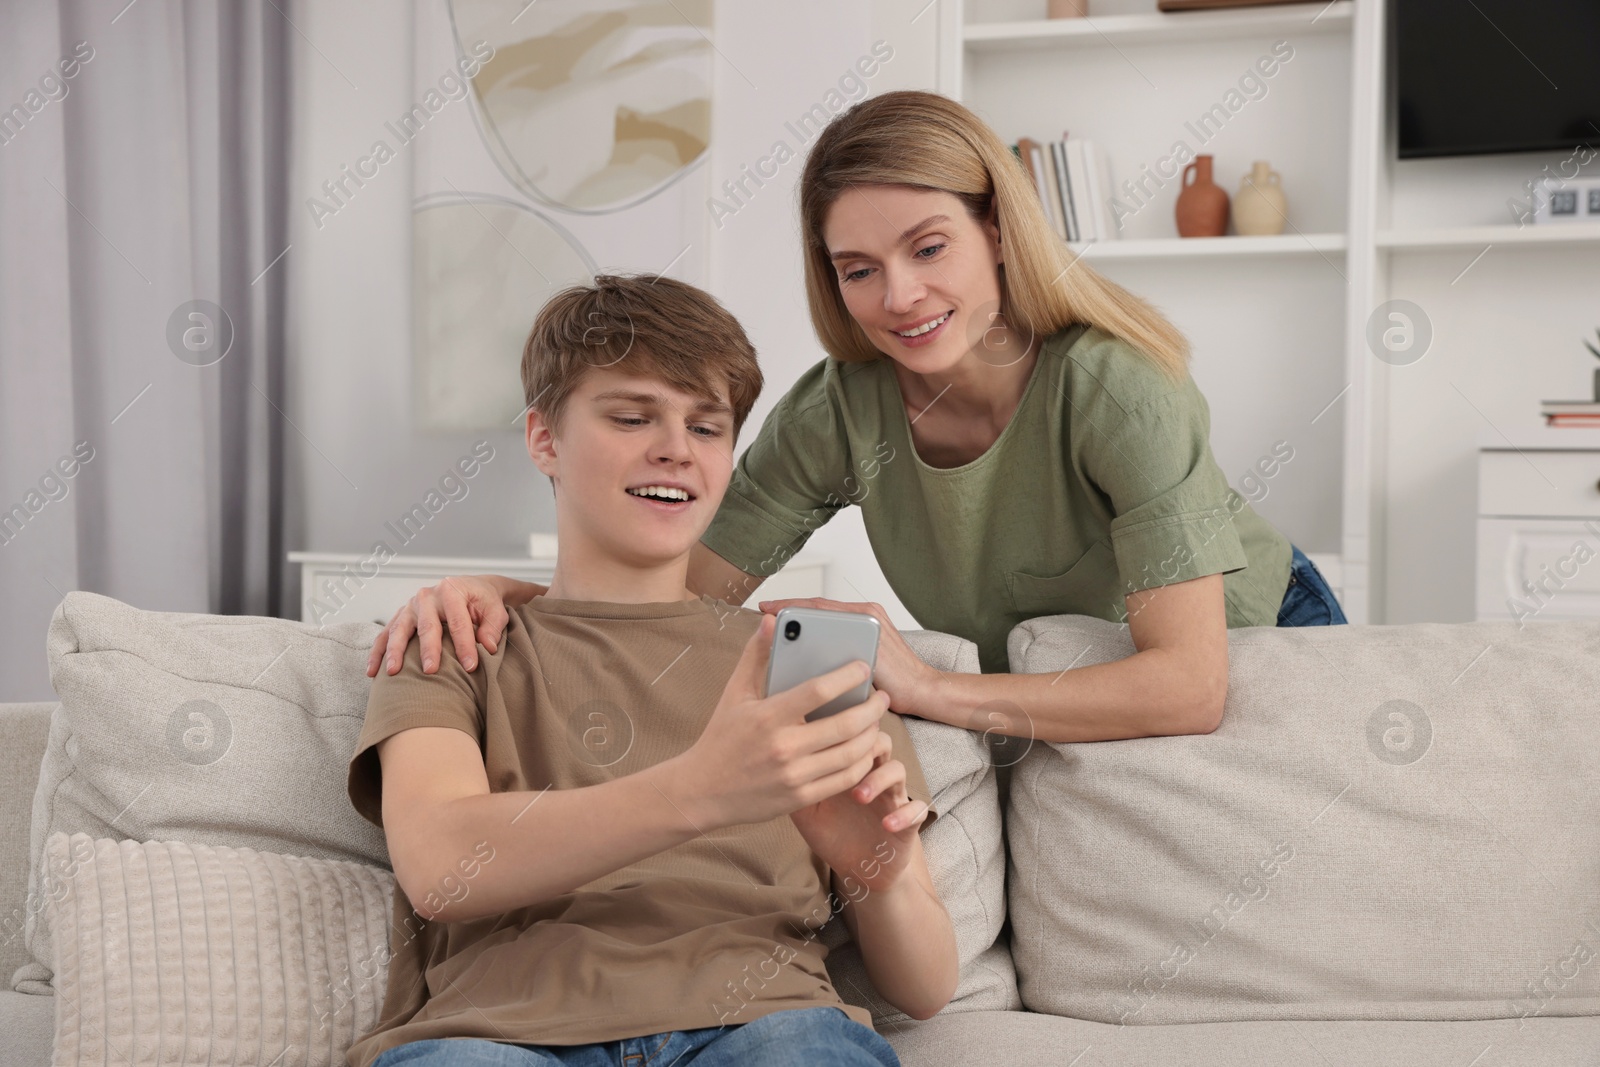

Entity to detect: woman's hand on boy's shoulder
[367,574,542,677]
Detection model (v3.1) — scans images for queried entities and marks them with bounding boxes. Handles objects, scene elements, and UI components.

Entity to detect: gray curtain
[0,1,290,700]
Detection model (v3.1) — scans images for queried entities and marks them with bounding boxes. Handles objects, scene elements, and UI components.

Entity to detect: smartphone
[764,607,881,722]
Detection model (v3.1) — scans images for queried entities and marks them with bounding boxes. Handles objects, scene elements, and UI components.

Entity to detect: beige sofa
[4,591,1600,1066]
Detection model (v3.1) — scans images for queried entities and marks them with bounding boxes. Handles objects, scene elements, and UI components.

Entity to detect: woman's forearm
[906,647,1224,744]
[687,541,764,606]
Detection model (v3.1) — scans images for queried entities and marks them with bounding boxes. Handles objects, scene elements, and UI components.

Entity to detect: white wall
[1381,154,1600,623]
[703,2,940,624]
[288,1,543,604]
[286,1,941,626]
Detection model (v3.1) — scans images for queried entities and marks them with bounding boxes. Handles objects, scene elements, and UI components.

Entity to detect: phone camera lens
[784,620,801,641]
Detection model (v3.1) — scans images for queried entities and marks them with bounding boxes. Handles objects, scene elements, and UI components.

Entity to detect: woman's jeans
[368,1006,899,1067]
[1276,543,1348,626]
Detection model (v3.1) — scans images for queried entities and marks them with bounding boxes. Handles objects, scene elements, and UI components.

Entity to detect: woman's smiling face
[823,184,1007,373]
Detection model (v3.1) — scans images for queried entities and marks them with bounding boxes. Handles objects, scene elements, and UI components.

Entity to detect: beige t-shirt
[344,594,936,1067]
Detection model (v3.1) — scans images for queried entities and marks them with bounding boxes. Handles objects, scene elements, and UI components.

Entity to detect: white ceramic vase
[1234,161,1287,236]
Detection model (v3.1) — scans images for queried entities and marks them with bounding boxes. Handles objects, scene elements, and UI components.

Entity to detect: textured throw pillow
[1005,612,1600,1025]
[19,592,388,993]
[820,629,1020,1027]
[45,833,394,1066]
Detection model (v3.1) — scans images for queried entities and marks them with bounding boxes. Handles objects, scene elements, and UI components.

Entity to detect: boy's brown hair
[520,274,763,438]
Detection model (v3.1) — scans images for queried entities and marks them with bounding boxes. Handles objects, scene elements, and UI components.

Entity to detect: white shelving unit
[933,0,1600,624]
[1068,232,1346,260]
[1375,223,1600,250]
[962,3,1352,52]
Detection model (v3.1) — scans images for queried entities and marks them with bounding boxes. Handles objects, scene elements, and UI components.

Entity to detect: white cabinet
[286,551,828,626]
[1476,435,1600,623]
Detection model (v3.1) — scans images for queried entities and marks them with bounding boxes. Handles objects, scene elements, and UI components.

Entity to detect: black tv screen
[1396,0,1600,159]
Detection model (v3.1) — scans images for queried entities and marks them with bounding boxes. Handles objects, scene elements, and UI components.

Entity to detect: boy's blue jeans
[1276,543,1348,627]
[368,1006,899,1067]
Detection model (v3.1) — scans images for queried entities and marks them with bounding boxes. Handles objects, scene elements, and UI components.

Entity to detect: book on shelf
[1015,137,1057,239]
[1540,400,1600,426]
[1081,141,1117,241]
[1008,134,1117,244]
[1065,139,1090,242]
[1043,141,1067,241]
[1051,140,1077,242]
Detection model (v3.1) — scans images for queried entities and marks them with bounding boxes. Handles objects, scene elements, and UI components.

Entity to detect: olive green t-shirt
[343,594,935,1067]
[700,323,1293,674]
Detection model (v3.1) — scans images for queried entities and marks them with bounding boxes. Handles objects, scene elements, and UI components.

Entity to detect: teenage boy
[344,274,957,1067]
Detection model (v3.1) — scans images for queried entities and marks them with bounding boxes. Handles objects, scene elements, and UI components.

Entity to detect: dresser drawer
[1475,517,1600,621]
[1478,450,1600,518]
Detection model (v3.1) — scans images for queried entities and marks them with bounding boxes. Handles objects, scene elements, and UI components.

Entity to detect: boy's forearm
[413,756,714,923]
[840,838,959,1020]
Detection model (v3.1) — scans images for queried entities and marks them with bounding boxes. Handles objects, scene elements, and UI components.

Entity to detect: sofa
[4,590,1599,1067]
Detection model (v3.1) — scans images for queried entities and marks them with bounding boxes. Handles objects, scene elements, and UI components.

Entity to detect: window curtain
[0,0,291,700]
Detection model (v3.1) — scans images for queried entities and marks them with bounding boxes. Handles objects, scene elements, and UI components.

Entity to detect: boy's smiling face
[526,364,737,573]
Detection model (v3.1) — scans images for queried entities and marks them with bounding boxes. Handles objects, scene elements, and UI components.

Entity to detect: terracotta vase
[1175,155,1229,238]
[1233,161,1288,236]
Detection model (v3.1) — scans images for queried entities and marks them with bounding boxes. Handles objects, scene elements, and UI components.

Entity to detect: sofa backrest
[10,591,1022,1024]
[1004,612,1600,1026]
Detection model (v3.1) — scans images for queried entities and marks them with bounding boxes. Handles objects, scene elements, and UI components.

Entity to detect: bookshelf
[931,0,1600,624]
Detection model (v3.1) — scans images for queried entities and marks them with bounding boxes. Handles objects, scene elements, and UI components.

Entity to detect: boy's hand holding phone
[670,612,889,833]
[787,729,927,896]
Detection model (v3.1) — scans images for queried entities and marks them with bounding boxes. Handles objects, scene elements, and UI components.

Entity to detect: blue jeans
[368,1006,899,1067]
[1276,544,1347,626]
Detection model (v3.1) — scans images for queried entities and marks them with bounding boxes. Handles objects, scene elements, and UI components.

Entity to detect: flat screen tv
[1396,0,1600,159]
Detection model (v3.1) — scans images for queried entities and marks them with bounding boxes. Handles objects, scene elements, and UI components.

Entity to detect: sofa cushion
[44,832,393,1066]
[1005,614,1600,1025]
[0,990,54,1067]
[0,703,55,990]
[821,629,1021,1025]
[20,592,388,993]
[880,1008,1600,1066]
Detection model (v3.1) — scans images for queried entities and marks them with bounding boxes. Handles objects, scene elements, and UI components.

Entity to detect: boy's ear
[525,408,559,478]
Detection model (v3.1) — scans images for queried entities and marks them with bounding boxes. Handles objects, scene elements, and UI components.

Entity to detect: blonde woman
[368,90,1345,744]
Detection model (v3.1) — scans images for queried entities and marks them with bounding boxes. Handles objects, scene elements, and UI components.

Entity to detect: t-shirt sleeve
[699,359,856,581]
[880,710,937,832]
[346,628,490,829]
[1081,380,1249,595]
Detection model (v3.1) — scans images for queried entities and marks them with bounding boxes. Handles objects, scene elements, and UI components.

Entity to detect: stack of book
[1011,135,1117,244]
[1539,400,1600,426]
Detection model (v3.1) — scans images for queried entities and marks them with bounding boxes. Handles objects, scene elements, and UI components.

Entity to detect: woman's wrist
[900,666,955,723]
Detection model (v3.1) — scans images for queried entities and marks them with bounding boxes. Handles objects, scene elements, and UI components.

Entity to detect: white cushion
[20,592,388,993]
[44,832,393,1066]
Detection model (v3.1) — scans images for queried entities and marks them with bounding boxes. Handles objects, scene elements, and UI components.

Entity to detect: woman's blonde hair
[799,90,1189,380]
